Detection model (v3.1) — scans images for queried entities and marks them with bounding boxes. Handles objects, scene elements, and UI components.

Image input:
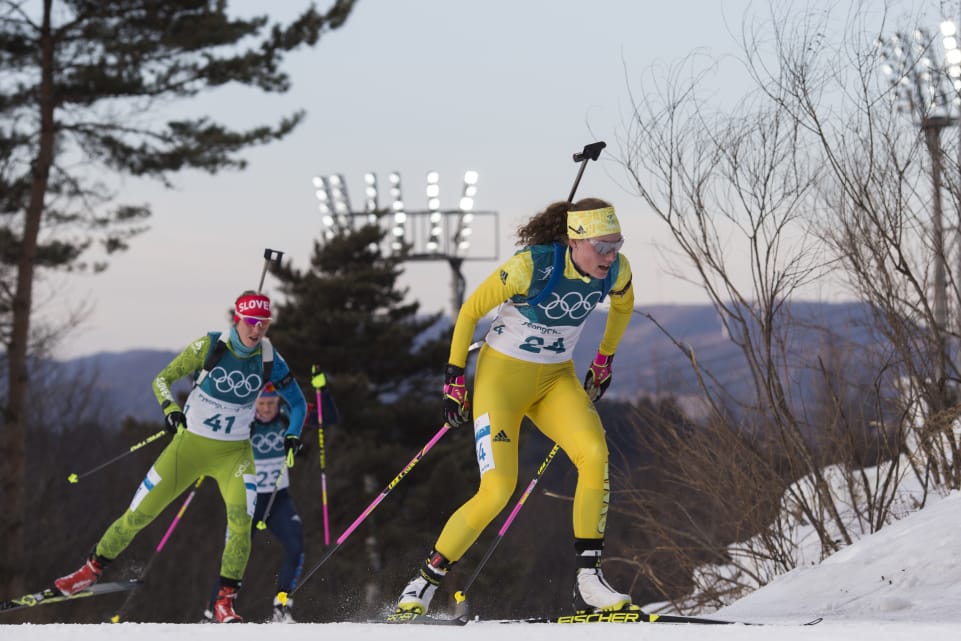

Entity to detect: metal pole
[449,256,465,317]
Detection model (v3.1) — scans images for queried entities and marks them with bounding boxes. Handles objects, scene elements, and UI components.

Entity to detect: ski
[518,611,823,626]
[379,609,820,626]
[1,580,142,614]
[381,611,470,625]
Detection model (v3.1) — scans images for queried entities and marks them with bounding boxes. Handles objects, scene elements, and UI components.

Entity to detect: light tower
[878,22,961,404]
[309,169,499,317]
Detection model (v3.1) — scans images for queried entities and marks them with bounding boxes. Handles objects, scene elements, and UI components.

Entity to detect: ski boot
[573,567,637,613]
[572,538,639,613]
[54,554,107,596]
[392,549,451,618]
[272,593,295,623]
[212,584,243,623]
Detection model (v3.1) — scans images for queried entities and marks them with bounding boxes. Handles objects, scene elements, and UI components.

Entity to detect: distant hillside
[56,349,184,423]
[54,302,878,422]
[580,300,880,415]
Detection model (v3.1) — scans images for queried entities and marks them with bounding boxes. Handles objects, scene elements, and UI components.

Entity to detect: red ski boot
[54,555,105,596]
[213,584,244,623]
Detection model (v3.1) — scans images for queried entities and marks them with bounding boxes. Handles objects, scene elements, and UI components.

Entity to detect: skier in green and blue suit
[54,290,307,623]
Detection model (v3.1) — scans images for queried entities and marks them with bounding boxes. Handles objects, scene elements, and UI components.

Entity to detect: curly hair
[515,197,613,247]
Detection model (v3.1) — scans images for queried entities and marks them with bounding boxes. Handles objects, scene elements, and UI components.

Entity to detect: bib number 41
[203,413,237,434]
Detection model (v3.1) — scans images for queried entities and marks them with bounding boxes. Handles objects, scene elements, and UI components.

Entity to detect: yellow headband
[567,206,620,239]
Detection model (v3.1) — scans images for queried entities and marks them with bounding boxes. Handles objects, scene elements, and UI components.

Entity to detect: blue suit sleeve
[271,354,308,438]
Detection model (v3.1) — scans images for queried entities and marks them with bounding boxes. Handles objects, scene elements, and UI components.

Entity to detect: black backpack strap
[195,333,275,389]
[195,332,228,388]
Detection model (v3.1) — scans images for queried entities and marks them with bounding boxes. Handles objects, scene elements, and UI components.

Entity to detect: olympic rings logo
[209,367,263,397]
[251,432,285,454]
[538,290,602,320]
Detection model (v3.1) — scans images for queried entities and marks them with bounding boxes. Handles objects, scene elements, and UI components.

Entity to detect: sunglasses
[238,314,270,328]
[587,237,625,255]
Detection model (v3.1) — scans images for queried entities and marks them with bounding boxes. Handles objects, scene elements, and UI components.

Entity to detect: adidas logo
[493,430,511,443]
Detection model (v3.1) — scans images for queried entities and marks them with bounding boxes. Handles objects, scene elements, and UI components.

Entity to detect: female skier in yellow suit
[394,197,636,616]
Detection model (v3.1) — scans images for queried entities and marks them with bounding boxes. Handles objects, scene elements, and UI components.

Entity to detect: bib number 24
[519,337,567,355]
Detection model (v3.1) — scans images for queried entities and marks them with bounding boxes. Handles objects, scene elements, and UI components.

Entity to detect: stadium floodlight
[312,175,338,240]
[426,171,442,252]
[389,171,407,251]
[426,171,441,210]
[327,173,352,227]
[452,171,478,253]
[942,21,961,92]
[364,172,379,223]
[310,167,498,316]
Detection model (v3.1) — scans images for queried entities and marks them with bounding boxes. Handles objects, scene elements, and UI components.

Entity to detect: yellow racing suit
[434,241,634,561]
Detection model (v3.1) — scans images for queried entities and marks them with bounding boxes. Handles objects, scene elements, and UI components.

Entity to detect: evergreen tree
[265,223,483,620]
[269,222,451,443]
[0,0,357,595]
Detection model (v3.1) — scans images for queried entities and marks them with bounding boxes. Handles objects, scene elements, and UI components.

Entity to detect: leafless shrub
[612,1,960,612]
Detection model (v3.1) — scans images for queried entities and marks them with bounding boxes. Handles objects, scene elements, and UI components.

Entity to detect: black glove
[443,364,472,428]
[284,435,304,468]
[164,410,186,436]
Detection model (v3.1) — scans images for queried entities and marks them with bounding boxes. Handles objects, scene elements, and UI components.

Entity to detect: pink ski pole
[453,443,561,617]
[156,476,204,552]
[290,423,452,596]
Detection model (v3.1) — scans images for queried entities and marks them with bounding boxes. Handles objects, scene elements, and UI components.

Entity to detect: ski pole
[567,141,606,203]
[156,476,205,551]
[290,422,453,596]
[311,365,331,545]
[453,443,561,619]
[256,466,287,531]
[67,429,167,484]
[110,476,205,622]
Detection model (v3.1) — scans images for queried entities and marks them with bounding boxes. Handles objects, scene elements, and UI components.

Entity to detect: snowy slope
[4,491,961,639]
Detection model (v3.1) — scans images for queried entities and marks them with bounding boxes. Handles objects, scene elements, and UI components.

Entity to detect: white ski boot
[395,572,439,615]
[392,549,451,618]
[573,567,634,613]
[272,594,295,623]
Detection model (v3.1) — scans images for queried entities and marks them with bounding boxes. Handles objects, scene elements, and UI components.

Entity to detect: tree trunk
[1,0,54,596]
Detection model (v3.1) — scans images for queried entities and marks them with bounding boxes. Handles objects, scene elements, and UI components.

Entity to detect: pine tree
[269,222,451,443]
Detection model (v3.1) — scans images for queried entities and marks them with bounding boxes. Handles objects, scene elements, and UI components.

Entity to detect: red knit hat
[234,293,271,323]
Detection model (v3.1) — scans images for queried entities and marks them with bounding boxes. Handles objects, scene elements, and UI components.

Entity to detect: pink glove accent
[443,365,471,427]
[444,375,467,405]
[584,352,614,402]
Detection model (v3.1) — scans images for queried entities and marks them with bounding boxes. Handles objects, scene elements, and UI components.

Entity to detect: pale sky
[42,0,925,359]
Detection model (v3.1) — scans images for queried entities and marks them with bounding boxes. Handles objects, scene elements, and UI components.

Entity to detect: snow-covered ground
[4,490,960,639]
